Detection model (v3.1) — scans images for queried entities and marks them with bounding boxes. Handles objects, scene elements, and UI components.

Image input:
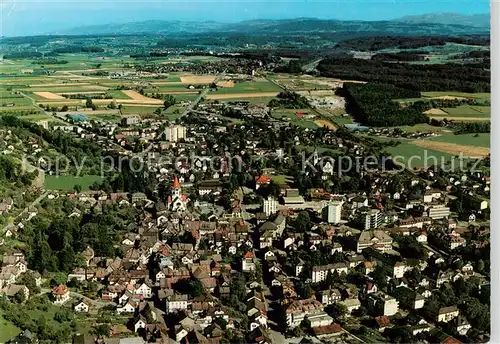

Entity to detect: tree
[163,94,176,109]
[73,184,82,194]
[85,98,94,109]
[13,290,25,304]
[92,324,110,338]
[293,211,311,232]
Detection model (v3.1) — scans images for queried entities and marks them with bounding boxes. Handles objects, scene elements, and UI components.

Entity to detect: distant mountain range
[395,13,489,28]
[55,13,489,36]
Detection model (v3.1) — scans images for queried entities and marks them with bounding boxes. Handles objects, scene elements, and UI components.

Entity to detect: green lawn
[211,81,281,95]
[396,123,447,133]
[174,94,201,102]
[441,105,490,118]
[120,105,159,115]
[384,141,456,168]
[332,116,355,125]
[422,91,490,100]
[271,109,318,129]
[222,96,277,105]
[106,90,132,99]
[45,174,104,191]
[0,309,21,343]
[426,133,490,148]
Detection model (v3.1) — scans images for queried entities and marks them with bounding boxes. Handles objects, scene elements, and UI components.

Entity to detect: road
[177,73,225,119]
[302,58,323,73]
[1,191,49,234]
[41,288,116,308]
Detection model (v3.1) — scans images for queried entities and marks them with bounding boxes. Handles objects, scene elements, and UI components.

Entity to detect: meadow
[45,174,103,191]
[271,109,318,129]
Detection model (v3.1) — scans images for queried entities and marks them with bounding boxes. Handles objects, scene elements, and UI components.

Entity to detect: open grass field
[271,109,318,129]
[120,105,160,115]
[421,91,490,101]
[210,81,281,95]
[106,90,133,99]
[45,174,104,191]
[411,139,489,157]
[206,92,279,100]
[384,141,457,168]
[396,123,448,133]
[426,133,490,148]
[0,309,21,343]
[441,105,490,118]
[221,96,277,104]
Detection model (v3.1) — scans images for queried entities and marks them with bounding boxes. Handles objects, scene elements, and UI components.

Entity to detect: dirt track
[206,92,279,100]
[33,92,65,100]
[424,108,448,115]
[314,119,337,130]
[120,90,155,101]
[411,140,489,157]
[180,75,216,84]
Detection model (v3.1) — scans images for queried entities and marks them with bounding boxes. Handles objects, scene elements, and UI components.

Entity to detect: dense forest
[335,35,490,51]
[340,83,429,127]
[317,58,490,92]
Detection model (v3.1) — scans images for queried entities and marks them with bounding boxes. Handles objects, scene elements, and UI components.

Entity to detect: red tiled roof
[172,176,181,189]
[255,175,271,184]
[52,284,68,295]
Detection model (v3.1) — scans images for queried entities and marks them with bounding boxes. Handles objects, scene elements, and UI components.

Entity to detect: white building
[324,201,342,224]
[285,299,333,329]
[166,294,189,313]
[437,306,459,323]
[263,197,278,216]
[165,125,186,142]
[311,263,348,283]
[428,205,450,220]
[74,301,90,313]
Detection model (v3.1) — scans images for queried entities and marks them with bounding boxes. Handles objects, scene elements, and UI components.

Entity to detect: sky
[0,0,490,36]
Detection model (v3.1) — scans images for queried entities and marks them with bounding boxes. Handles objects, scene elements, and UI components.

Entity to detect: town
[0,9,491,344]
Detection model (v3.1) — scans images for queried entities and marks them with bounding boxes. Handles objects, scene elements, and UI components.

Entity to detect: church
[167,176,188,212]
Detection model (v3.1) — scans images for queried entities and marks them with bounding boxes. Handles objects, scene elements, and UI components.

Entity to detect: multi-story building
[369,292,399,316]
[285,299,333,329]
[437,306,459,323]
[360,209,385,230]
[323,201,342,224]
[311,263,349,283]
[165,125,186,142]
[263,197,278,216]
[318,288,342,306]
[428,205,450,220]
[357,230,393,253]
[166,294,189,313]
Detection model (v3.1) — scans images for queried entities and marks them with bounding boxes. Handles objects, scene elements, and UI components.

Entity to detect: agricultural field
[45,174,104,191]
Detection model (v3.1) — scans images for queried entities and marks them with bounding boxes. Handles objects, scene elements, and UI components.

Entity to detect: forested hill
[55,15,489,36]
